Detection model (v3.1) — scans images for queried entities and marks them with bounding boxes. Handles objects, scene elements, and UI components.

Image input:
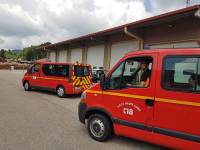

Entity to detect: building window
[162,56,200,92]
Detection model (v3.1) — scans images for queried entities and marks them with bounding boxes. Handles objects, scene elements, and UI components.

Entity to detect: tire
[24,81,31,91]
[87,113,112,142]
[56,86,66,98]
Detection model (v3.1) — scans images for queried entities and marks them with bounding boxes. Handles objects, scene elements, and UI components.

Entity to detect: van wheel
[56,86,65,98]
[24,81,31,91]
[87,113,112,142]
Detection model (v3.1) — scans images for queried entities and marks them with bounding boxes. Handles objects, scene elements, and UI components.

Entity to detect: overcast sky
[0,0,199,50]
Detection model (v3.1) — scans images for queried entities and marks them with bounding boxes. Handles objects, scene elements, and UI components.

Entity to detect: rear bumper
[78,102,87,124]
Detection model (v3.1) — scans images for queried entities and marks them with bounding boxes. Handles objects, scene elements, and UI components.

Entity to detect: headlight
[80,92,86,102]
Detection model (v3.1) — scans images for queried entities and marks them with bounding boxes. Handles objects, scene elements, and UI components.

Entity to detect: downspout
[124,26,143,50]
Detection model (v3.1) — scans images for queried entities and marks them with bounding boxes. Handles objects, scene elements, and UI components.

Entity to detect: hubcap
[57,87,64,96]
[25,82,29,90]
[90,118,105,138]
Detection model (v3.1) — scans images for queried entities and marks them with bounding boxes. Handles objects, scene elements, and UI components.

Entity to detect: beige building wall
[110,40,139,68]
[49,51,56,62]
[57,50,67,62]
[87,45,104,68]
[71,48,82,63]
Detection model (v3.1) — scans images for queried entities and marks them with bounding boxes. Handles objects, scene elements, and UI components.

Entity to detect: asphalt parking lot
[0,70,166,150]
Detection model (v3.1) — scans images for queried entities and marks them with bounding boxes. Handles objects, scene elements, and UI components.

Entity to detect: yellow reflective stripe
[81,79,85,85]
[72,76,76,80]
[86,76,91,84]
[86,90,200,107]
[87,90,153,100]
[37,77,66,81]
[103,91,153,100]
[73,77,79,85]
[156,98,200,107]
[86,90,102,94]
[75,79,81,86]
[84,77,89,84]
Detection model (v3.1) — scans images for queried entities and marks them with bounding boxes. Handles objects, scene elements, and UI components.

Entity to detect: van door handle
[145,99,154,107]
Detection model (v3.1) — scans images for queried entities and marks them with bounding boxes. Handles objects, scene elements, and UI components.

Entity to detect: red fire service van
[22,62,92,97]
[78,49,200,149]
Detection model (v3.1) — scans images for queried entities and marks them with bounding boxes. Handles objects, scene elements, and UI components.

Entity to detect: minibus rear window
[74,66,89,77]
[43,64,69,77]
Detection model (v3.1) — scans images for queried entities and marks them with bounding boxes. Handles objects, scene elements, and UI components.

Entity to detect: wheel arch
[85,107,114,125]
[85,107,115,135]
[56,84,66,91]
[23,80,29,85]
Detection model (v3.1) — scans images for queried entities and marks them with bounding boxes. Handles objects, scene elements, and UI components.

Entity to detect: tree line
[0,42,51,61]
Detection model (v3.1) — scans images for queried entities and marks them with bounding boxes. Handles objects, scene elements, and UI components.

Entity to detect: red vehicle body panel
[83,49,200,149]
[22,62,92,95]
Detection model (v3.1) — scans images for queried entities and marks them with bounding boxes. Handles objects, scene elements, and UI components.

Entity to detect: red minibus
[78,49,200,149]
[22,62,92,97]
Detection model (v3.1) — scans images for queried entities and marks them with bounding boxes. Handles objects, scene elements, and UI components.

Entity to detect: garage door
[71,48,82,63]
[49,51,56,62]
[58,50,67,62]
[87,45,104,68]
[110,40,139,68]
[149,41,200,49]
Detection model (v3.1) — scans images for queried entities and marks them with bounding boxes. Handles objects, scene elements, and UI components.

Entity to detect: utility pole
[186,0,191,7]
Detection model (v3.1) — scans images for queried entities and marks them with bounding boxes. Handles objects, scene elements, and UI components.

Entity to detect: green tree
[20,42,51,61]
[0,49,5,59]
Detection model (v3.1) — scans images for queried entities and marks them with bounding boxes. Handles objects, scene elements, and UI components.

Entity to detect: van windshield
[74,66,90,77]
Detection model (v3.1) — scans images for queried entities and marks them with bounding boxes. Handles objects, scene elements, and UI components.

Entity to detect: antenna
[186,0,191,7]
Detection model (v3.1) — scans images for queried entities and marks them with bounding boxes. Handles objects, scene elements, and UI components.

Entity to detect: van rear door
[72,65,92,89]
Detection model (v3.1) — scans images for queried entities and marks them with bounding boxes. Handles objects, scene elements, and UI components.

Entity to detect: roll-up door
[110,40,139,68]
[87,45,104,68]
[71,48,82,63]
[58,50,67,62]
[49,51,56,62]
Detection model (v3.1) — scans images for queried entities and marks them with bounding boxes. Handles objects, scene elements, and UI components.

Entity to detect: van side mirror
[100,74,106,90]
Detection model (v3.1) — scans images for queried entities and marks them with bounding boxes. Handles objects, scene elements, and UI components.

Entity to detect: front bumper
[78,102,87,124]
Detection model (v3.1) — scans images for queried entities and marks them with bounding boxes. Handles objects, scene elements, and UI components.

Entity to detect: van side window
[106,56,153,90]
[43,64,69,77]
[162,56,199,92]
[121,56,153,88]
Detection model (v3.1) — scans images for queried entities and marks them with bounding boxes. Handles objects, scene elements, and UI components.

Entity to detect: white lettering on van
[123,108,133,116]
